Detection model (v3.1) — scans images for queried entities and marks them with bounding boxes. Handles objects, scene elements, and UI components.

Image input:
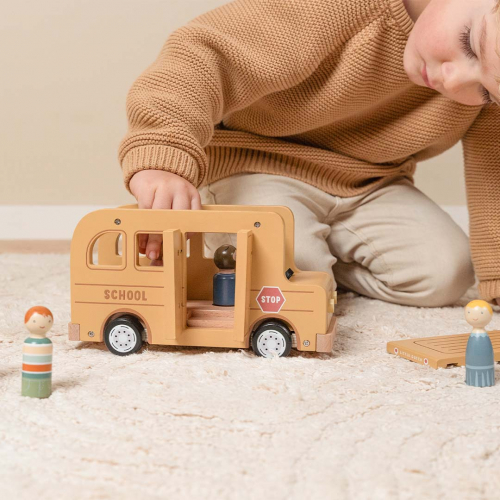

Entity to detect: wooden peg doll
[213,244,237,306]
[22,306,54,398]
[464,300,495,387]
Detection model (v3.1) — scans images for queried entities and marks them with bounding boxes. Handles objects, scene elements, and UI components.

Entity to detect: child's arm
[119,0,348,205]
[462,104,500,303]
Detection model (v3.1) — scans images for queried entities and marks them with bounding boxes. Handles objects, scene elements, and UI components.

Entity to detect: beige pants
[199,173,475,307]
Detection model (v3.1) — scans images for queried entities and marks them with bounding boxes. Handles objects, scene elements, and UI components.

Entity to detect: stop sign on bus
[256,286,286,313]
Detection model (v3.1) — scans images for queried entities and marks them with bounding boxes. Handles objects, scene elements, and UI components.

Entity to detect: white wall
[0,0,467,234]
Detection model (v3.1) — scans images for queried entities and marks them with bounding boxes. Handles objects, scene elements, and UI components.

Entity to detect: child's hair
[24,306,53,323]
[466,299,493,314]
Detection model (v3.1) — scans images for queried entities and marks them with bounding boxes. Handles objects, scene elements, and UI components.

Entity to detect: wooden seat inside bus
[186,301,234,328]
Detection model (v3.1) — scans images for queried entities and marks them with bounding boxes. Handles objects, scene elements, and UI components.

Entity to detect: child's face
[403,0,500,106]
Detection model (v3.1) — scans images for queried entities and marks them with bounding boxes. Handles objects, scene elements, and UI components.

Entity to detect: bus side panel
[161,230,184,342]
[248,288,328,350]
[71,284,165,342]
[233,230,253,342]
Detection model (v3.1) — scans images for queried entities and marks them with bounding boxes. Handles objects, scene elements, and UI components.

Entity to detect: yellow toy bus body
[68,204,337,357]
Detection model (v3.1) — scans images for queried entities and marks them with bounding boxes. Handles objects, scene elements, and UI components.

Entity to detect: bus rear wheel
[104,316,143,356]
[251,321,292,358]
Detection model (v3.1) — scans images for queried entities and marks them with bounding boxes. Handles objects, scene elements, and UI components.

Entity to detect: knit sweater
[119,0,500,301]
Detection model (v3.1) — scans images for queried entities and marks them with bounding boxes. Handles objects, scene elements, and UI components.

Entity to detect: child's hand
[129,170,201,262]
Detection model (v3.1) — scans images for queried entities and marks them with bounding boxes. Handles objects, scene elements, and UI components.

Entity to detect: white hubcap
[109,325,137,353]
[256,329,287,358]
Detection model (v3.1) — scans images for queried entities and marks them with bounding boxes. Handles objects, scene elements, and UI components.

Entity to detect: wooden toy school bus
[68,204,337,357]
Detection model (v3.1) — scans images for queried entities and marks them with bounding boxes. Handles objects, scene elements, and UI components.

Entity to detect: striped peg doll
[464,300,495,388]
[22,306,54,398]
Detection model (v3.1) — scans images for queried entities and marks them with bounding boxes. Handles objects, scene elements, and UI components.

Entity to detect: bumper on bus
[316,316,337,353]
[68,322,80,341]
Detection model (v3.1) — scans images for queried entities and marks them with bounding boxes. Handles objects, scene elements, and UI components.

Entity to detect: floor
[1,252,500,500]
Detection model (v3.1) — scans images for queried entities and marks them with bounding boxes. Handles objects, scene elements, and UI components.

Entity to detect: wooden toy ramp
[387,331,500,369]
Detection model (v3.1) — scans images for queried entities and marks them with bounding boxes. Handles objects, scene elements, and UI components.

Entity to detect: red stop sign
[256,286,286,313]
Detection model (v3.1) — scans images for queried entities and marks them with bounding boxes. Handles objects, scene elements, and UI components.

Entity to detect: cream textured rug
[1,254,500,500]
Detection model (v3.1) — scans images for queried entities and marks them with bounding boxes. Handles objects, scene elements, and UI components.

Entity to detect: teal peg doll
[465,300,495,388]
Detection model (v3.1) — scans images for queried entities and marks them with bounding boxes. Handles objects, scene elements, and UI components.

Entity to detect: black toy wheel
[104,316,143,356]
[251,321,292,358]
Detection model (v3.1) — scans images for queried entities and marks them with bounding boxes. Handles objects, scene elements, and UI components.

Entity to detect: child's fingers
[146,234,163,261]
[136,181,200,256]
[146,184,165,260]
[172,192,193,210]
[136,186,156,210]
[138,234,149,254]
[191,193,202,210]
[151,186,173,210]
[137,187,157,254]
[186,194,202,240]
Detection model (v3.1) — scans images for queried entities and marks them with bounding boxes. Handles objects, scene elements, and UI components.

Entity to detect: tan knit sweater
[119,0,500,301]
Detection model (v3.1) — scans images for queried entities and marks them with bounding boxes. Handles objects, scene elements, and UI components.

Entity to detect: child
[119,0,500,307]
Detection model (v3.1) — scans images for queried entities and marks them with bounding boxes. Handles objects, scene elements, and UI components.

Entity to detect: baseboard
[0,240,72,253]
[0,205,112,240]
[0,204,470,240]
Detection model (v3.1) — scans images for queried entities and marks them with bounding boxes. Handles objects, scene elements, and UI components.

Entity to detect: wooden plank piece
[387,330,500,369]
[187,317,234,329]
[186,300,234,318]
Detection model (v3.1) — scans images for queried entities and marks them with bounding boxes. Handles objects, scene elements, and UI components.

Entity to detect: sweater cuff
[121,145,200,193]
[478,280,500,303]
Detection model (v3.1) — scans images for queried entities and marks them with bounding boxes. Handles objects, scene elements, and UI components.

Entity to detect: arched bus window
[88,231,126,269]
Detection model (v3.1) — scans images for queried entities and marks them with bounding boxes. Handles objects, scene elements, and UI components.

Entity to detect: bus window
[136,232,163,269]
[116,233,123,256]
[184,232,236,302]
[88,232,125,268]
[202,232,237,259]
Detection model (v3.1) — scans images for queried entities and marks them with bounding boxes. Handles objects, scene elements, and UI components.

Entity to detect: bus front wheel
[251,321,292,358]
[104,316,143,356]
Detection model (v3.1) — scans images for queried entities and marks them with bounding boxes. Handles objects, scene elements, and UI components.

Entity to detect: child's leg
[199,173,338,286]
[327,177,475,307]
